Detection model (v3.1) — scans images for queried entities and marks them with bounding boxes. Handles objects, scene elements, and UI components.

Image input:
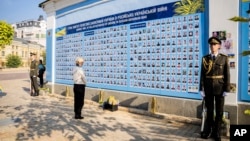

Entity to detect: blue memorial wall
[239,1,250,102]
[52,1,206,99]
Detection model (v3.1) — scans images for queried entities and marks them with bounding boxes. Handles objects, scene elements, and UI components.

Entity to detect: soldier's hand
[200,91,205,97]
[223,92,228,96]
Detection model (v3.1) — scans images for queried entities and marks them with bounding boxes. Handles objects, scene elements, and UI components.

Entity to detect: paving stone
[0,74,230,141]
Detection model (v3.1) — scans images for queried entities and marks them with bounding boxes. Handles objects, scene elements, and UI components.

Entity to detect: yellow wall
[0,39,45,68]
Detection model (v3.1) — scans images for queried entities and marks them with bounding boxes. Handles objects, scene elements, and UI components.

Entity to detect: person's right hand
[223,92,228,96]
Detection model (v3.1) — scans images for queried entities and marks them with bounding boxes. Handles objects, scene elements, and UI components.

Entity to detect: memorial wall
[54,1,205,99]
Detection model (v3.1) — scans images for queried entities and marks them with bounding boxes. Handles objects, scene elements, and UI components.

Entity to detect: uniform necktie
[212,55,216,61]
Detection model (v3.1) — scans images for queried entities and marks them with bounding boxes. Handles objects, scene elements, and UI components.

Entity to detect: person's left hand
[223,92,228,96]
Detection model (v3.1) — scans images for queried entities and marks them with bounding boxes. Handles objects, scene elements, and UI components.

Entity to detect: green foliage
[229,16,250,22]
[243,0,250,3]
[6,54,22,68]
[229,5,250,56]
[173,0,204,15]
[241,50,250,56]
[0,21,14,50]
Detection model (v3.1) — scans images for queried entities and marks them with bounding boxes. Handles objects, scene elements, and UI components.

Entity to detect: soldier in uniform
[30,52,39,96]
[200,37,230,141]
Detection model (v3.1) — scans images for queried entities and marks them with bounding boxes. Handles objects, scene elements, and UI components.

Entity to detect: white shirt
[73,66,86,84]
[211,52,218,57]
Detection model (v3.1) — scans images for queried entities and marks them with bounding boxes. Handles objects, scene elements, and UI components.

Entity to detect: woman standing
[38,60,46,88]
[73,57,86,119]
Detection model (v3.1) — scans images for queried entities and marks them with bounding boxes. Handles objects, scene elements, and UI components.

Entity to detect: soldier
[200,37,230,141]
[30,52,39,96]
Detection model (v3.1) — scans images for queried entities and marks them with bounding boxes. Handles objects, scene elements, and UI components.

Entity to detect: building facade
[39,0,250,124]
[12,15,46,47]
[0,16,46,68]
[0,38,45,68]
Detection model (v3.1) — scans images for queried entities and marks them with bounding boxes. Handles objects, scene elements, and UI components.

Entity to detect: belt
[206,75,223,79]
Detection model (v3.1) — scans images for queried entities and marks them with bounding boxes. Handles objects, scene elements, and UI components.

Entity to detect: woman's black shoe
[75,116,84,119]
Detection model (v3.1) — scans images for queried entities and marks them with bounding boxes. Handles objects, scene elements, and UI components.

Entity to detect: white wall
[209,0,239,105]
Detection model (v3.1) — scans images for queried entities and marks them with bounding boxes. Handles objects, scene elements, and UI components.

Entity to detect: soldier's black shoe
[201,132,210,139]
[211,132,221,141]
[35,90,39,96]
[30,92,34,96]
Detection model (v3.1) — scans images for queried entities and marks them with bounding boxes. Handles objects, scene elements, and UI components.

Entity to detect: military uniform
[200,37,230,141]
[30,53,39,96]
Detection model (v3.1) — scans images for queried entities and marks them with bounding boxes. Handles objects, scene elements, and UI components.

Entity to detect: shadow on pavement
[22,87,30,95]
[0,92,7,98]
[1,96,202,141]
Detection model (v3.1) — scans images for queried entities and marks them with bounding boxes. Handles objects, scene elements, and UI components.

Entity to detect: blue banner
[66,3,175,34]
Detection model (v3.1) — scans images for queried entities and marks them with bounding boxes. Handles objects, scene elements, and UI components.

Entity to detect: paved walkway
[0,71,229,140]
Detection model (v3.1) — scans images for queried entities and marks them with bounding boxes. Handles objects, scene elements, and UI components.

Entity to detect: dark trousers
[73,84,86,116]
[30,76,39,95]
[38,74,44,87]
[204,94,225,134]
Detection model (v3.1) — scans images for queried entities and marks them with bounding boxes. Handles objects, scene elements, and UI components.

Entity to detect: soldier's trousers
[73,84,86,116]
[204,94,225,134]
[30,76,39,94]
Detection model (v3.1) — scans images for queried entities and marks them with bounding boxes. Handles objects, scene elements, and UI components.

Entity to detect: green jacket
[200,53,230,95]
[30,60,38,77]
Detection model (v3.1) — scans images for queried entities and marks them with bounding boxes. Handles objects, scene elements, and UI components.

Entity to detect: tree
[0,21,14,50]
[6,55,22,68]
[173,0,204,15]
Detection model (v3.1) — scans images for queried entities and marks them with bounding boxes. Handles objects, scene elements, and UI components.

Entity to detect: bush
[6,55,22,68]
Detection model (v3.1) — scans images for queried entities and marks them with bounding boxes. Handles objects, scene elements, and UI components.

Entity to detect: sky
[0,0,46,24]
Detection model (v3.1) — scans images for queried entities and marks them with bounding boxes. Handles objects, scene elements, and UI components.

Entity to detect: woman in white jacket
[73,57,87,119]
